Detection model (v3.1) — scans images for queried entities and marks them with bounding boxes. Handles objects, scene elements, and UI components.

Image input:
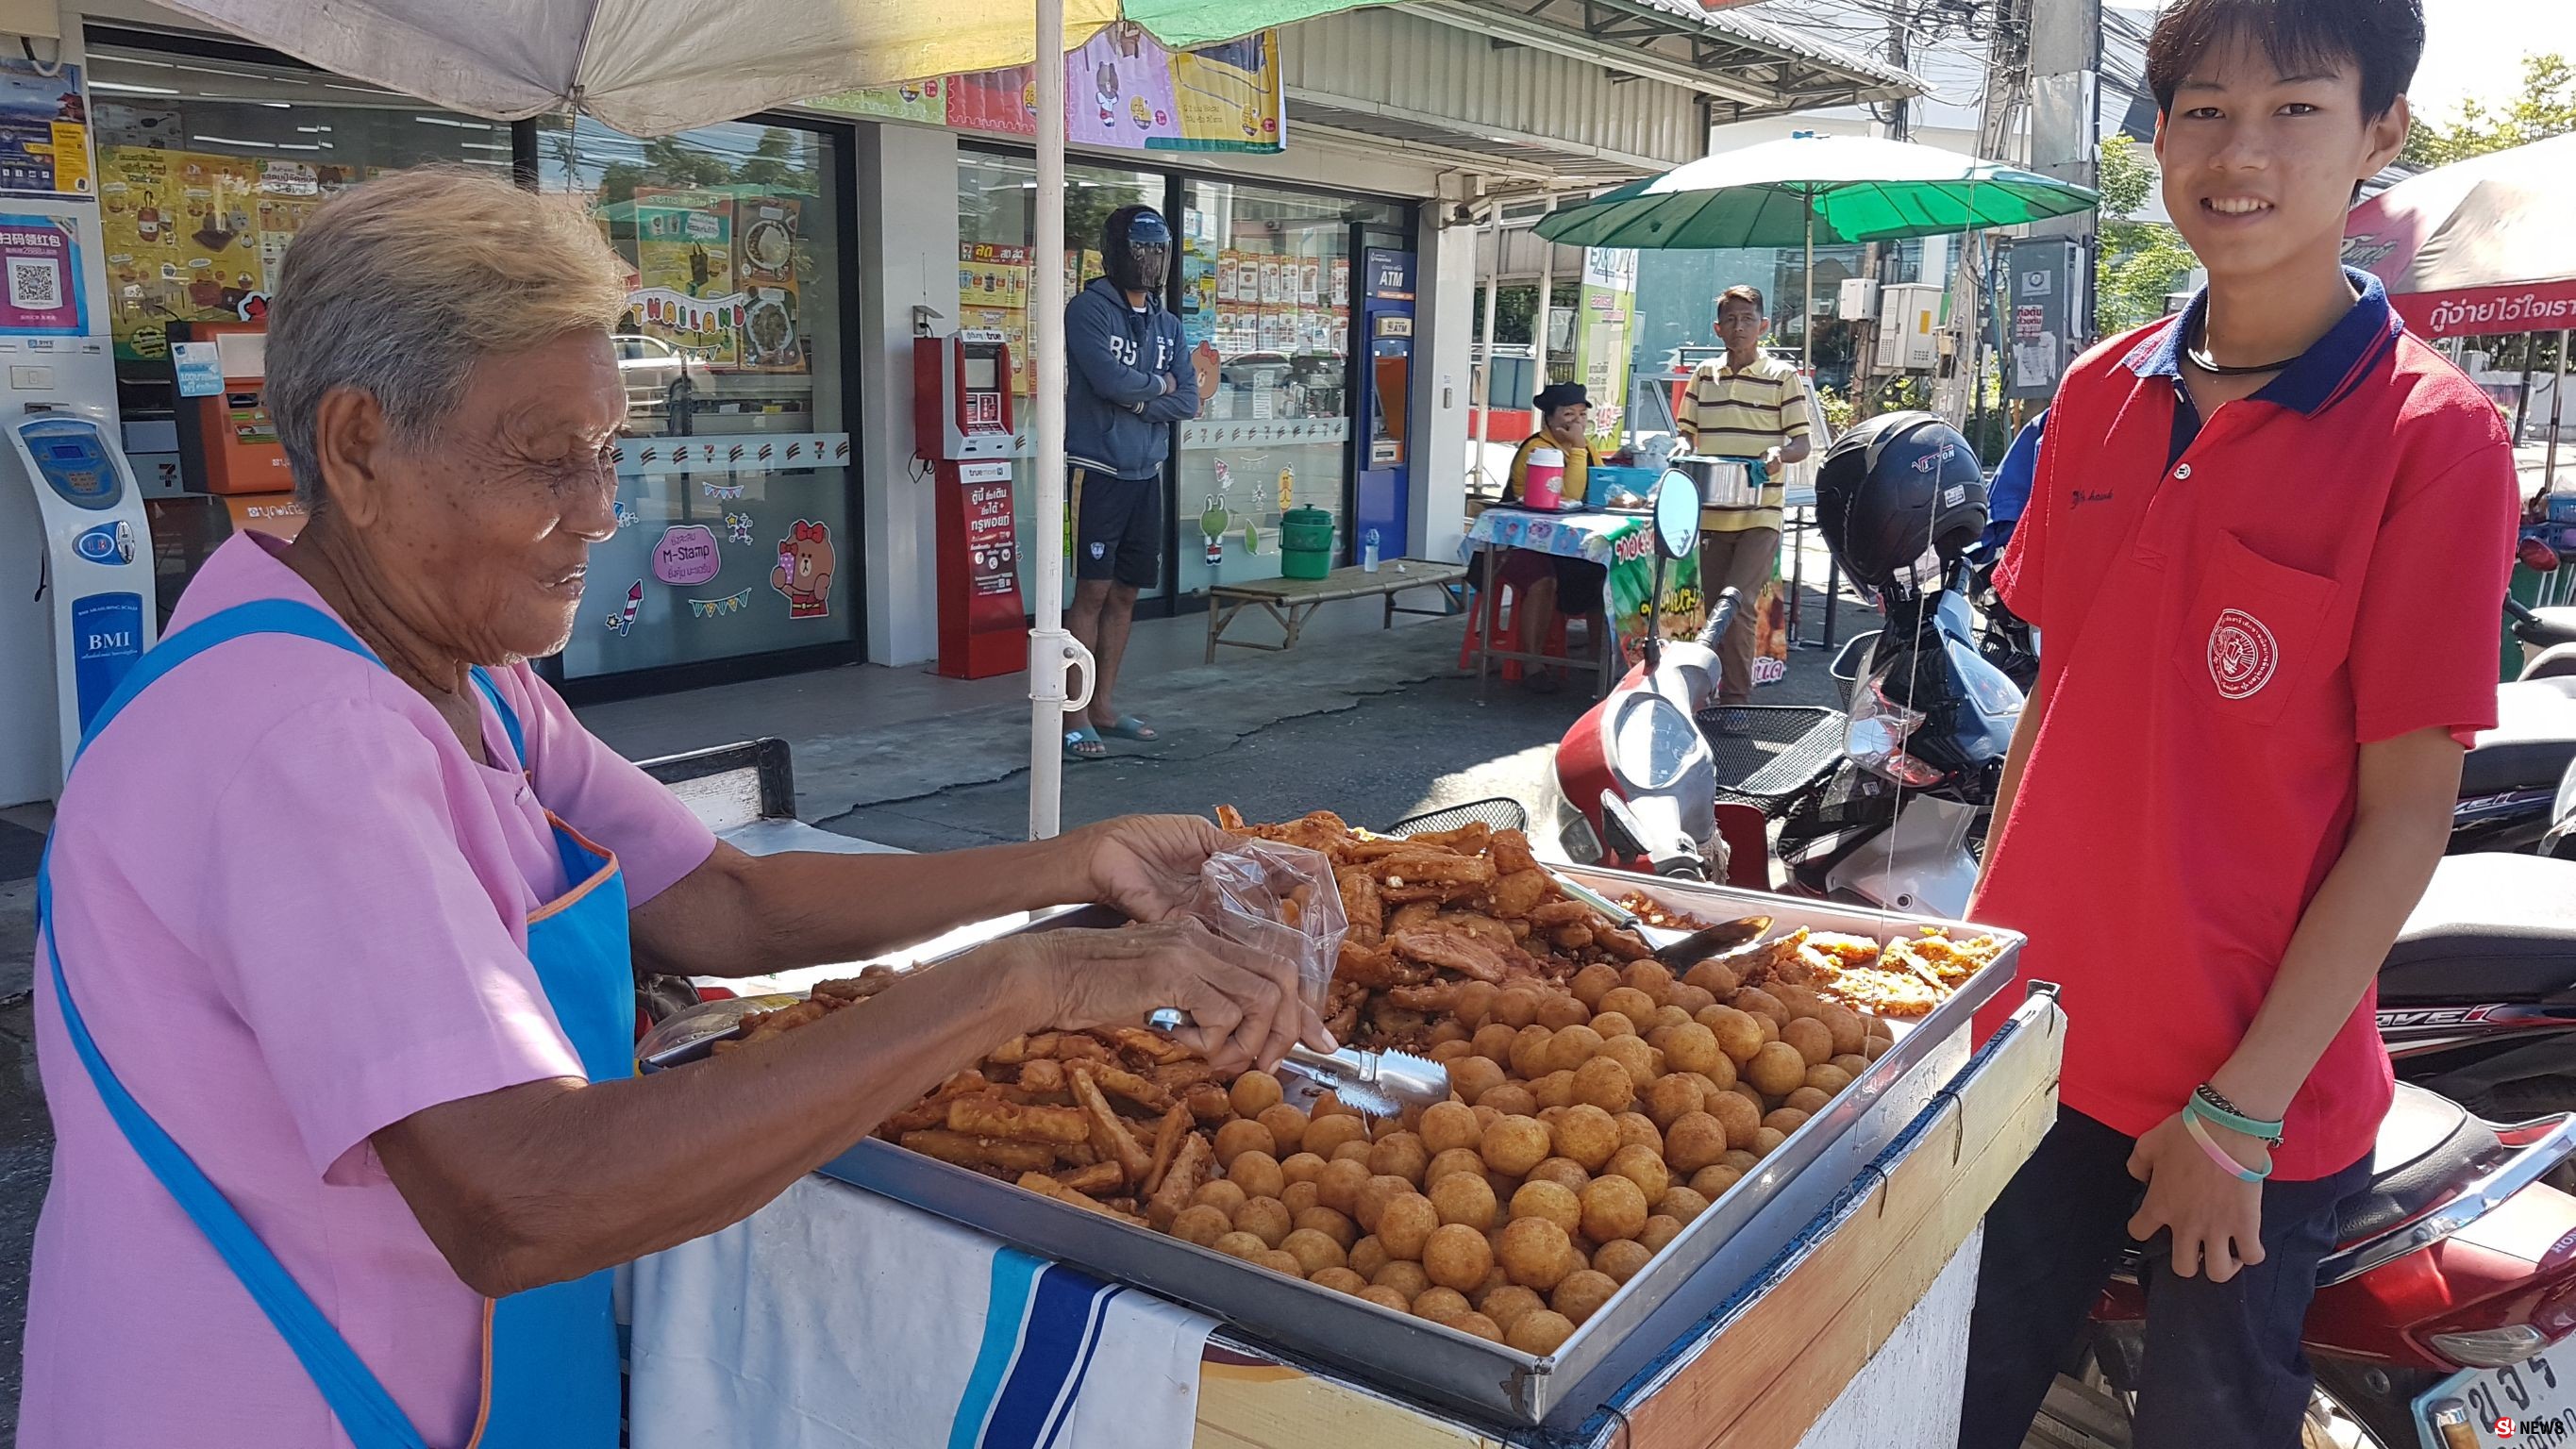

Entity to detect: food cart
[625,742,2066,1448]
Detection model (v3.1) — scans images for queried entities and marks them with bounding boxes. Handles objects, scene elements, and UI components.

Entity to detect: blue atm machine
[1350,245,1414,564]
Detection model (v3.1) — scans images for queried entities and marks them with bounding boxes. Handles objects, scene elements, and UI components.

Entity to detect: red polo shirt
[1971,269,2520,1180]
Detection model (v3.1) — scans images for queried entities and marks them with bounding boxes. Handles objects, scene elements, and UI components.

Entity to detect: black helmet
[1815,411,1988,594]
[1103,205,1172,295]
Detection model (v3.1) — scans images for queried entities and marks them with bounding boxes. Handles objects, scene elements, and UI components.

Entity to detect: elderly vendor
[20,169,1323,1449]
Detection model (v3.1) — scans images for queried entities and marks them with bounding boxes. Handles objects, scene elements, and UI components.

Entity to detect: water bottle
[1363,528,1381,573]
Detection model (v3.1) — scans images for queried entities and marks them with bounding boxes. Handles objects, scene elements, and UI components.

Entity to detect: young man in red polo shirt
[1957,1,2520,1442]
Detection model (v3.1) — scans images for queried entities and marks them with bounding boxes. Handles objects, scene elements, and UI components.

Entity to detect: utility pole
[1955,0,2033,436]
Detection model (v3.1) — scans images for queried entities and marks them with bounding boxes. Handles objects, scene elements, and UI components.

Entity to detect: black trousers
[1957,1108,2371,1449]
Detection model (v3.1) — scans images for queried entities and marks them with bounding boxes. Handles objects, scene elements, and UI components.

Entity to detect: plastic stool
[1459,577,1572,682]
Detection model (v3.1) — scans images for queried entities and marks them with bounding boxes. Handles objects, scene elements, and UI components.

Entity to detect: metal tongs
[1147,1008,1448,1117]
[1546,870,1773,967]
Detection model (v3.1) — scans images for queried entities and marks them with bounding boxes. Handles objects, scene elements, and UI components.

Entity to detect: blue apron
[39,598,630,1449]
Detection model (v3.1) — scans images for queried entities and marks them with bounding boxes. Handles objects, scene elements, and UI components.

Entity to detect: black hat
[1533,383,1590,412]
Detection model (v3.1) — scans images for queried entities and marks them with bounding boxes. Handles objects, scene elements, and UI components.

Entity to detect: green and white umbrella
[1536,133,2099,362]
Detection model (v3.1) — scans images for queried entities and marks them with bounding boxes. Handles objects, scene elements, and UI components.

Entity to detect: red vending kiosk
[913,330,1025,679]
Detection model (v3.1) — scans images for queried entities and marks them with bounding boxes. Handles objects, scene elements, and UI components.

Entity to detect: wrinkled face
[370,331,625,664]
[2155,32,2407,282]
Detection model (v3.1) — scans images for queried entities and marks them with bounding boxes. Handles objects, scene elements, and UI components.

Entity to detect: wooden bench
[1204,560,1468,663]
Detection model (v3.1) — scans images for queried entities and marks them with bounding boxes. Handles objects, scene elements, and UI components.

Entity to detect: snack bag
[1178,840,1348,1016]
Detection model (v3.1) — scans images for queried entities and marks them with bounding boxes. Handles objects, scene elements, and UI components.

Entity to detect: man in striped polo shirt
[1677,284,1812,722]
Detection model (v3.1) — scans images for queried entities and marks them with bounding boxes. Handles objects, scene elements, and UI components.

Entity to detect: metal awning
[1404,0,1921,115]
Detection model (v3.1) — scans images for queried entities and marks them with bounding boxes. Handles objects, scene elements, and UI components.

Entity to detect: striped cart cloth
[629,1174,1213,1449]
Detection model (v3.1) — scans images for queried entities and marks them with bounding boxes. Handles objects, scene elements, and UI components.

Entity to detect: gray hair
[266,167,629,508]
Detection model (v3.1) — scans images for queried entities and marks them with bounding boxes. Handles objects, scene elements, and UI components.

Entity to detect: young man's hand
[2126,1113,2267,1281]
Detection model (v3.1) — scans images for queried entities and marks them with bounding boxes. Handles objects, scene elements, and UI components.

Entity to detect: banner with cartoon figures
[100,145,357,362]
[810,25,1281,154]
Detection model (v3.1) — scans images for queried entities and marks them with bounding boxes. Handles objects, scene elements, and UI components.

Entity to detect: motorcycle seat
[2461,675,2576,795]
[2381,853,2576,1001]
[2334,1082,2502,1246]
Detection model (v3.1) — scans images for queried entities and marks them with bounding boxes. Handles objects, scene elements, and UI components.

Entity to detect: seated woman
[1499,382,1609,692]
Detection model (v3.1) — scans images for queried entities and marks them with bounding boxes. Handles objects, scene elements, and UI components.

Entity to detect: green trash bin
[1281,507,1334,580]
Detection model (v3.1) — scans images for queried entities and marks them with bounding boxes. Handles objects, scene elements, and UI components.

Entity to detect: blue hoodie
[1064,276,1196,480]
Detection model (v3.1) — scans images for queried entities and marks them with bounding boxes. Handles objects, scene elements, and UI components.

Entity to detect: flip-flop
[1064,726,1108,761]
[1097,715,1161,742]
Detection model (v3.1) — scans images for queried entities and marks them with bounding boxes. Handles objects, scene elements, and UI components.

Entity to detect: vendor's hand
[1073,813,1229,923]
[1024,918,1333,1073]
[1761,445,1785,472]
[2126,1113,2267,1282]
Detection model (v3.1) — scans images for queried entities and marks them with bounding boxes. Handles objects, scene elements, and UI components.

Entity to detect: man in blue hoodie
[1063,204,1211,760]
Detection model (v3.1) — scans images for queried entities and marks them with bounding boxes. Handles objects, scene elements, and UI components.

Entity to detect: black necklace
[2184,314,2300,375]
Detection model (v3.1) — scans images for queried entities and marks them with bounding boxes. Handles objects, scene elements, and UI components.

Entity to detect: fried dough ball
[1831,1054,1871,1080]
[1592,1238,1653,1285]
[1303,1114,1370,1160]
[1572,1056,1637,1114]
[1765,1108,1812,1138]
[1491,988,1543,1029]
[1229,1071,1285,1120]
[1700,1007,1766,1066]
[1480,1283,1547,1332]
[1282,1181,1321,1216]
[1429,1039,1474,1065]
[1720,1149,1762,1174]
[1471,1022,1518,1063]
[1508,1309,1577,1356]
[1348,1234,1391,1280]
[1358,1285,1413,1312]
[1589,1010,1637,1041]
[1551,1268,1621,1326]
[1620,960,1675,999]
[1372,1260,1432,1300]
[1751,1127,1789,1158]
[1754,1015,1781,1046]
[1733,988,1785,1021]
[1665,983,1716,1018]
[1213,1230,1270,1260]
[1252,1249,1306,1276]
[1531,1071,1579,1111]
[1690,1164,1746,1200]
[1313,1091,1360,1119]
[1781,1018,1835,1068]
[1331,1141,1377,1166]
[1508,1178,1582,1235]
[1597,987,1659,1024]
[1690,1051,1739,1094]
[1606,1144,1671,1203]
[1570,962,1623,1008]
[1663,1111,1730,1173]
[1480,1083,1539,1118]
[1229,1151,1286,1202]
[1661,1022,1727,1078]
[1172,1204,1232,1246]
[1614,1112,1664,1156]
[1371,1113,1411,1142]
[1480,1116,1553,1176]
[1412,1286,1472,1324]
[1280,1151,1330,1187]
[1316,1158,1373,1215]
[1652,1006,1696,1034]
[1642,1073,1706,1130]
[1430,1171,1499,1230]
[1354,1174,1413,1234]
[1684,958,1740,997]
[1509,1025,1557,1080]
[1535,993,1593,1032]
[1748,1041,1812,1097]
[1705,1091,1764,1151]
[1376,1192,1440,1260]
[1547,1024,1606,1074]
[1449,1311,1506,1344]
[1497,1217,1577,1290]
[1658,1187,1711,1224]
[1294,1205,1358,1250]
[1805,1065,1855,1096]
[1305,1266,1366,1297]
[1526,1157,1592,1196]
[1810,1004,1864,1057]
[1447,1056,1507,1108]
[1233,1196,1293,1248]
[1864,1037,1894,1061]
[1426,1146,1488,1190]
[1774,985,1828,1021]
[1424,1222,1496,1291]
[1368,1133,1430,1186]
[1453,980,1500,1027]
[1214,1119,1278,1168]
[1256,1104,1309,1156]
[1419,1101,1483,1157]
[1785,1086,1832,1115]
[1550,1105,1621,1172]
[1580,1175,1650,1242]
[1281,1227,1347,1275]
[1595,1035,1660,1091]
[1638,1215,1684,1253]
[1193,1177,1250,1216]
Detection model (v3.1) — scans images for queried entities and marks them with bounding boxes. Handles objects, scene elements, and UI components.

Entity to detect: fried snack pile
[710,810,2006,1353]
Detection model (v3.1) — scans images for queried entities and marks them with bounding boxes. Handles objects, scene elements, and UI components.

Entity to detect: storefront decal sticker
[687,588,752,618]
[613,498,641,530]
[770,521,834,620]
[651,525,722,587]
[617,433,850,479]
[702,481,746,500]
[725,512,757,544]
[604,580,643,637]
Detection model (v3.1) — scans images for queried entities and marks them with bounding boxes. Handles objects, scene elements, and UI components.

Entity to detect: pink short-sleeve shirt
[19,532,719,1448]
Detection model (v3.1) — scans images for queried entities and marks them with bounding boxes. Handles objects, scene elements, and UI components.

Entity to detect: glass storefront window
[537,116,856,680]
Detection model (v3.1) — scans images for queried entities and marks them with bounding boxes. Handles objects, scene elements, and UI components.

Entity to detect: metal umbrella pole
[2551,327,2568,501]
[1027,0,1094,841]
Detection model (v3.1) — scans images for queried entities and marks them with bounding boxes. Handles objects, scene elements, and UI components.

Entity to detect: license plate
[2422,1349,2576,1446]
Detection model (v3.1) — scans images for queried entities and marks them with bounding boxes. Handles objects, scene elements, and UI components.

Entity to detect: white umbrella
[156,0,1388,839]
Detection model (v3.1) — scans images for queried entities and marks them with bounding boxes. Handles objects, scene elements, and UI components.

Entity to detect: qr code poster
[0,215,81,335]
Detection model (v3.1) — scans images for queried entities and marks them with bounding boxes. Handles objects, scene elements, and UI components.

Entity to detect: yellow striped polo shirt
[1677,350,1811,533]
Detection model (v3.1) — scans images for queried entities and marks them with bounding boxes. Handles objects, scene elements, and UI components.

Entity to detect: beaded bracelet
[2189,1083,2285,1147]
[2183,1109,2272,1182]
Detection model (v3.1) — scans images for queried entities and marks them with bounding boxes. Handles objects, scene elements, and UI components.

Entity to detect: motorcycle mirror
[1651,471,1700,561]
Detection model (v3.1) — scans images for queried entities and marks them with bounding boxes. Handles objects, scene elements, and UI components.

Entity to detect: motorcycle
[2460,599,2576,854]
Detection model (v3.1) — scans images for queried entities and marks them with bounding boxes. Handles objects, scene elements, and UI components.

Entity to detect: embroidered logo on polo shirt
[2208,608,2280,699]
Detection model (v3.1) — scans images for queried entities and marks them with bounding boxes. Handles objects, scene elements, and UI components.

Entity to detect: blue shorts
[1072,465,1161,589]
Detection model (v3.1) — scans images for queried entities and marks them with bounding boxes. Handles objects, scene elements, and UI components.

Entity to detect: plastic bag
[1176,839,1348,1016]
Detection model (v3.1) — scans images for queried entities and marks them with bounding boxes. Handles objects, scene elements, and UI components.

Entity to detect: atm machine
[1350,244,1414,563]
[0,197,154,806]
[913,329,1026,679]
